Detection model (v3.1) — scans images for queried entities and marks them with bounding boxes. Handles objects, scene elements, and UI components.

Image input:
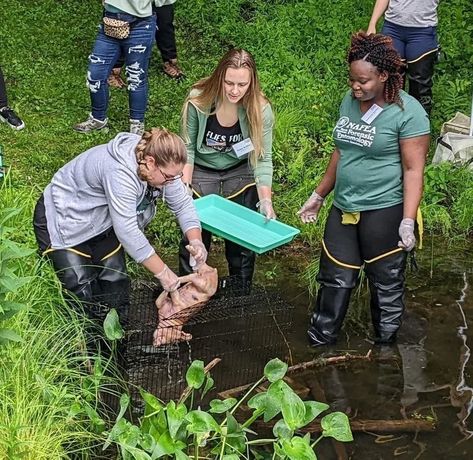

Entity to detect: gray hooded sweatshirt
[43,132,200,263]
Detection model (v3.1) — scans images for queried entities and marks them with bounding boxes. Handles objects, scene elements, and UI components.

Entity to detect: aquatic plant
[102,358,353,459]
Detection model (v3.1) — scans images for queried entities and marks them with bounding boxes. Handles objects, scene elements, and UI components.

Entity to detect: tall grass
[0,183,121,459]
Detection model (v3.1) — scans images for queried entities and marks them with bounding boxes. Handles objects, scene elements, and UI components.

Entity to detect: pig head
[153,261,218,347]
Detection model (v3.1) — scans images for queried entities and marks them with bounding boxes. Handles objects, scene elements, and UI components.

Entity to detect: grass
[0,182,122,459]
[1,0,472,249]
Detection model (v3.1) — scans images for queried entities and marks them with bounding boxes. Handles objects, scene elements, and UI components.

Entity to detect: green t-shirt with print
[333,90,430,212]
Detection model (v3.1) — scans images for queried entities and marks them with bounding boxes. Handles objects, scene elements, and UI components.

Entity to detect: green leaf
[1,241,35,260]
[185,360,205,389]
[248,391,281,422]
[226,413,242,435]
[222,455,240,460]
[116,393,130,423]
[166,401,187,439]
[0,301,25,320]
[281,436,317,460]
[0,275,33,294]
[174,451,191,460]
[202,374,214,398]
[209,398,237,414]
[140,389,164,413]
[273,419,293,440]
[185,410,220,434]
[269,380,305,430]
[123,445,152,460]
[301,401,329,426]
[140,433,156,452]
[264,358,288,382]
[0,328,23,345]
[103,308,124,341]
[321,412,353,442]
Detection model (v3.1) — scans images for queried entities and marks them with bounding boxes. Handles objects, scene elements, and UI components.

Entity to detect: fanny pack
[103,16,130,39]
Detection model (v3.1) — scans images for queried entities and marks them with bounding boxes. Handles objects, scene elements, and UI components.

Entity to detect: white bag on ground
[432,112,473,169]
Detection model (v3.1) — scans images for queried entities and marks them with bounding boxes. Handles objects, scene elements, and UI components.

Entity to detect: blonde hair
[135,128,187,180]
[182,48,269,166]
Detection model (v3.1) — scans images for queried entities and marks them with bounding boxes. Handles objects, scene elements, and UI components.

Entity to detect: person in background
[33,128,207,328]
[298,32,430,346]
[74,0,157,135]
[108,0,183,88]
[367,0,440,114]
[155,0,184,80]
[179,48,275,292]
[0,65,25,130]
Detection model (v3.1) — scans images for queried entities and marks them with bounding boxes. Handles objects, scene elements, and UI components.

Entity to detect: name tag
[232,138,254,158]
[361,103,383,124]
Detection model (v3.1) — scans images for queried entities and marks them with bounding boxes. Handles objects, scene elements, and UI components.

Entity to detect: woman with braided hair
[33,128,207,328]
[298,32,430,346]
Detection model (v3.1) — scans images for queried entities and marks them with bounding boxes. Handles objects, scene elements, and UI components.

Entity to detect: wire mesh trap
[123,276,294,405]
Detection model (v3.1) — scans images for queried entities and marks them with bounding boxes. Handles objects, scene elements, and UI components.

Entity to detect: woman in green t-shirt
[179,48,275,292]
[298,32,430,347]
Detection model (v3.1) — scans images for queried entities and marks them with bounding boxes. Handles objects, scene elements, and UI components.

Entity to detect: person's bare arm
[315,148,340,197]
[400,135,430,219]
[367,0,390,34]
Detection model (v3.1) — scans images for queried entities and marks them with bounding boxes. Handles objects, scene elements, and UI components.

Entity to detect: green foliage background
[1,0,472,250]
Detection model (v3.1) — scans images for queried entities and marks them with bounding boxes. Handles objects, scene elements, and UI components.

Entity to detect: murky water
[128,237,472,458]
[243,236,473,459]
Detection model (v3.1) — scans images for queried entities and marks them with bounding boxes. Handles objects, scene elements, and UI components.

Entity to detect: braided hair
[348,32,404,107]
[135,128,187,180]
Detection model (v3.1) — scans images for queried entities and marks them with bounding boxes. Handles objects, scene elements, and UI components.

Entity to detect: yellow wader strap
[42,247,92,258]
[364,247,404,264]
[101,244,123,261]
[321,239,362,270]
[191,182,256,200]
[417,207,423,250]
[341,211,360,225]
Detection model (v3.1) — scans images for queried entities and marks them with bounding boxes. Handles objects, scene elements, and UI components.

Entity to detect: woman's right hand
[155,264,181,292]
[297,191,325,223]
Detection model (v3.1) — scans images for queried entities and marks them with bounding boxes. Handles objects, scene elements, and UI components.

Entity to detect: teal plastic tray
[194,194,300,254]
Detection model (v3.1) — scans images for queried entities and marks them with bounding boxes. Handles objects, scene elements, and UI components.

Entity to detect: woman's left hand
[398,218,416,251]
[257,198,277,221]
[187,239,208,270]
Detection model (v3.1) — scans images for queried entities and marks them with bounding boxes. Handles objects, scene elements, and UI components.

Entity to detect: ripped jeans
[87,13,156,122]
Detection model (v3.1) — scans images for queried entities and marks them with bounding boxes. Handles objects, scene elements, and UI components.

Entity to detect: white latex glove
[257,198,277,222]
[297,191,324,223]
[187,239,208,271]
[398,218,416,252]
[184,182,193,196]
[154,264,180,292]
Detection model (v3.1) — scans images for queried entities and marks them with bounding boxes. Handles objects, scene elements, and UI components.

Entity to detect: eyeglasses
[157,165,184,184]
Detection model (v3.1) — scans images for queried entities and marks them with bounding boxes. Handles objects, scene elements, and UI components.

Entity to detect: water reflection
[249,237,473,458]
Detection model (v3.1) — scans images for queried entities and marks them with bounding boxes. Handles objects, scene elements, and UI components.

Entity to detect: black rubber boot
[307,250,359,347]
[364,250,408,344]
[225,185,258,294]
[407,51,436,114]
[179,229,212,275]
[226,240,255,295]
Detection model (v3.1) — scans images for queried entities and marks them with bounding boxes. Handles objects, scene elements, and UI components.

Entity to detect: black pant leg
[155,3,177,62]
[0,66,8,107]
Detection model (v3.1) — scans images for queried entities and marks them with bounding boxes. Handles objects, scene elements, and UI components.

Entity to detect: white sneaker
[130,119,145,136]
[73,113,108,133]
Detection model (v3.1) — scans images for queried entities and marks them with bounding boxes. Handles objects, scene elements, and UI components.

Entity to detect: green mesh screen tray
[194,194,300,254]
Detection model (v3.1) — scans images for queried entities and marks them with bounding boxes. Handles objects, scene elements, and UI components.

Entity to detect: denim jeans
[382,20,438,62]
[87,13,156,121]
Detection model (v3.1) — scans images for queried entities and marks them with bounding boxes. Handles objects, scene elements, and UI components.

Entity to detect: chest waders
[308,205,408,347]
[179,162,258,293]
[33,196,129,364]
